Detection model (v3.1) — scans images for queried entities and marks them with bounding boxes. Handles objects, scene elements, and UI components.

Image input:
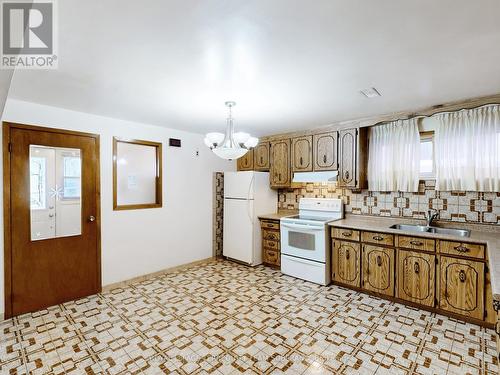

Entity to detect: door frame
[3,122,102,318]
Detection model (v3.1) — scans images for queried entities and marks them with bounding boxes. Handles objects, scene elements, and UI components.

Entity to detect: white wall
[1,99,235,315]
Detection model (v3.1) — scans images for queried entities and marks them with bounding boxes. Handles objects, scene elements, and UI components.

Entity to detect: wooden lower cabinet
[397,250,435,307]
[332,240,361,288]
[439,256,484,320]
[260,219,281,268]
[362,245,395,297]
[330,226,493,327]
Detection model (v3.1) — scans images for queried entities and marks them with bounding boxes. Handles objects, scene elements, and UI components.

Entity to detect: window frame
[419,131,435,180]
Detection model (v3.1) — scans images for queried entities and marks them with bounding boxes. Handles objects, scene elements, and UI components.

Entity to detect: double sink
[389,223,470,237]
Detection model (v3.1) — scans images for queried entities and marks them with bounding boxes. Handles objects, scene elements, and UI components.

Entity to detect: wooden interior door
[4,123,101,317]
[397,250,435,307]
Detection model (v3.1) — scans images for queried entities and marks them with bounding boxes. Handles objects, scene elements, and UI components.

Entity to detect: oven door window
[288,231,316,251]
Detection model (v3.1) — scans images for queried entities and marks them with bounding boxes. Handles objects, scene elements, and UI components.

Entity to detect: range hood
[292,171,338,183]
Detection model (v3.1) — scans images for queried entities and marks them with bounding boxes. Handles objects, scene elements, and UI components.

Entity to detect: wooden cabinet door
[237,149,254,171]
[397,250,435,307]
[313,132,338,171]
[439,256,484,320]
[291,136,313,172]
[333,241,361,288]
[254,142,270,171]
[270,139,291,188]
[338,129,357,187]
[362,245,395,296]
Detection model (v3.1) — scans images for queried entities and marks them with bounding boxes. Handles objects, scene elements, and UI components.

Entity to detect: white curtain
[434,105,500,192]
[368,119,420,192]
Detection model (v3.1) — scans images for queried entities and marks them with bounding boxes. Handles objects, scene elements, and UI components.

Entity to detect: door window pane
[30,146,82,241]
[30,157,46,210]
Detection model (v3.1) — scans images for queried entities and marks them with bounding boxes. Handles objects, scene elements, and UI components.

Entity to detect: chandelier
[204,101,258,160]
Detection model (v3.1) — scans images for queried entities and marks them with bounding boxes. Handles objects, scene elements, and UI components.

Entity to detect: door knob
[88,215,96,222]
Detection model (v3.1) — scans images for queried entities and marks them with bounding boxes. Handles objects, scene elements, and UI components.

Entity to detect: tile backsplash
[278,180,500,225]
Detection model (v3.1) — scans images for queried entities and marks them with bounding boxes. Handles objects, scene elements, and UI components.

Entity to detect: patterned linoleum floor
[0,260,498,375]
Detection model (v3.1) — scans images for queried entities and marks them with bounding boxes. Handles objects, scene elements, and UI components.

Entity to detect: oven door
[280,221,326,263]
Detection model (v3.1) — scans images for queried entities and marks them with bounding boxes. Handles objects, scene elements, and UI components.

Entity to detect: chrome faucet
[425,209,439,227]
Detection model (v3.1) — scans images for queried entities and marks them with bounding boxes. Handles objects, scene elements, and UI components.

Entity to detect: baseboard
[101,257,216,292]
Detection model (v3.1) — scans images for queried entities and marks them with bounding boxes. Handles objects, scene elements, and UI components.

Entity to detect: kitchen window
[419,131,435,179]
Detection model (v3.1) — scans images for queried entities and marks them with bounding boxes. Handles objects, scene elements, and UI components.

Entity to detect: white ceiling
[8,0,500,136]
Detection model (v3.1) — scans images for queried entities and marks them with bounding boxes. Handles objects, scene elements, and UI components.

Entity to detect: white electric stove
[280,198,344,285]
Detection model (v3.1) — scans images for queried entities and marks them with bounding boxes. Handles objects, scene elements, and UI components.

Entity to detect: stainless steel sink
[389,224,429,232]
[389,224,470,237]
[426,227,470,237]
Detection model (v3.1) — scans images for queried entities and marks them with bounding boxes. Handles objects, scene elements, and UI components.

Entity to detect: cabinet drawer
[263,239,280,250]
[261,220,280,230]
[263,229,280,241]
[263,248,280,266]
[397,236,435,252]
[439,240,485,259]
[332,228,360,242]
[362,231,394,246]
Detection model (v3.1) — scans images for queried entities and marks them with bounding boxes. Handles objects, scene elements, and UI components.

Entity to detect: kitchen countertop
[258,210,298,221]
[329,214,500,303]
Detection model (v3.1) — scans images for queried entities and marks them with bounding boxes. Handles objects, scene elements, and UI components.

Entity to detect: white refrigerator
[223,171,277,266]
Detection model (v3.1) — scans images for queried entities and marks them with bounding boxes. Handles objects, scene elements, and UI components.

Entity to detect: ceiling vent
[360,87,381,98]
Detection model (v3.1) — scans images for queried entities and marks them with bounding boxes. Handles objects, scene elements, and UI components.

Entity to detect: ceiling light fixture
[360,87,381,98]
[204,101,258,160]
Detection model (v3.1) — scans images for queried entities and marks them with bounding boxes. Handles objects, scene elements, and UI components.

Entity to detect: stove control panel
[298,198,343,212]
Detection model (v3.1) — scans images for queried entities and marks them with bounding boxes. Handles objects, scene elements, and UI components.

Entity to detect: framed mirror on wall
[113,137,162,210]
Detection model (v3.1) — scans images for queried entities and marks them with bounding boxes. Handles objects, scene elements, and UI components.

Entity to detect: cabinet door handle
[342,231,352,237]
[376,255,382,266]
[459,270,466,282]
[260,156,263,164]
[373,235,384,241]
[323,155,327,163]
[344,171,350,180]
[300,156,303,165]
[279,173,282,181]
[454,245,470,253]
[410,240,423,246]
[345,249,350,260]
[414,262,420,274]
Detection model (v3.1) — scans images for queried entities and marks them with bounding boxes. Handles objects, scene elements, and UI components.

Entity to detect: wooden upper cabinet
[270,139,291,188]
[362,244,395,297]
[254,142,270,171]
[439,256,484,320]
[236,149,254,171]
[397,250,435,307]
[291,136,313,172]
[338,127,368,189]
[313,132,338,171]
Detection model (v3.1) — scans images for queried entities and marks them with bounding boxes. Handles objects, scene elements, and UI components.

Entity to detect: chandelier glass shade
[204,102,258,160]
